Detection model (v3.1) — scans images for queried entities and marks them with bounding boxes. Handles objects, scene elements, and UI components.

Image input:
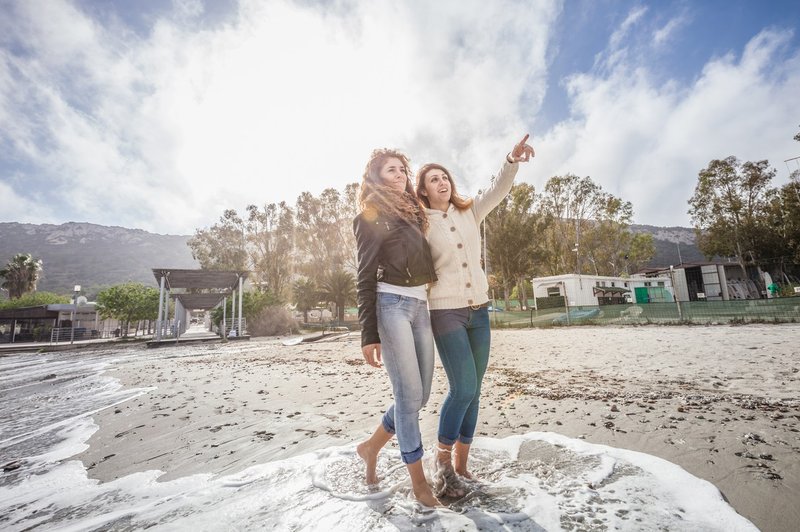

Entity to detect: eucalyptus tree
[485,183,549,309]
[0,253,43,299]
[688,156,775,277]
[188,209,248,271]
[295,184,360,279]
[245,202,295,301]
[539,175,645,275]
[761,177,800,274]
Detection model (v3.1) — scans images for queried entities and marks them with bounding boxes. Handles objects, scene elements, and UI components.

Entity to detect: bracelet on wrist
[506,153,515,164]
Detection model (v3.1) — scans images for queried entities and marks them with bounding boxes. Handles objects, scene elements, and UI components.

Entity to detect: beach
[61,324,798,531]
[1,324,797,530]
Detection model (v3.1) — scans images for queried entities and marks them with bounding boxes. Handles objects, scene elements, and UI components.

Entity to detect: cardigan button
[468,299,473,305]
[457,243,463,249]
[450,227,456,232]
[442,213,448,218]
[466,283,471,288]
[462,263,467,268]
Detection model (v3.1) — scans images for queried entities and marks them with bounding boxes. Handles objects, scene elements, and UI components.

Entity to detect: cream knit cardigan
[425,160,519,310]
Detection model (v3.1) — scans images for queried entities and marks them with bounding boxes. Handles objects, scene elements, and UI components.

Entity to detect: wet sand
[77,324,800,532]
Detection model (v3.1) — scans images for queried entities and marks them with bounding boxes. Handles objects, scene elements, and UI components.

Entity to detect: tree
[246,202,295,301]
[318,269,356,324]
[0,291,69,310]
[0,253,43,299]
[96,283,161,337]
[688,156,775,277]
[485,183,549,310]
[210,290,279,326]
[626,232,657,274]
[292,277,319,323]
[188,209,248,270]
[761,177,800,274]
[538,174,648,275]
[295,185,360,279]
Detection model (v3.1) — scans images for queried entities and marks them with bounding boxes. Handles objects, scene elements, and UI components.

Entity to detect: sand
[76,324,800,532]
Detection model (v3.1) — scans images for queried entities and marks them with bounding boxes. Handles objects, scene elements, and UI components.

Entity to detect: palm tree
[318,269,356,324]
[292,277,319,323]
[0,253,43,299]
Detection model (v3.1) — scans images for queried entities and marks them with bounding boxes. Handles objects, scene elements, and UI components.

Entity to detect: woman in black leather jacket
[353,148,440,507]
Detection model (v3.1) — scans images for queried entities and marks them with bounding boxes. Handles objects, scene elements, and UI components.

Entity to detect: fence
[487,298,800,328]
[49,327,116,343]
[212,317,248,337]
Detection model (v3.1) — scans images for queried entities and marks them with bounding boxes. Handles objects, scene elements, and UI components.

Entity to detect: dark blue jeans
[429,306,491,445]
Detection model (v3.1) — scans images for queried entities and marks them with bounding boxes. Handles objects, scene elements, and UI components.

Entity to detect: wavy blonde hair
[359,148,429,232]
[415,163,473,211]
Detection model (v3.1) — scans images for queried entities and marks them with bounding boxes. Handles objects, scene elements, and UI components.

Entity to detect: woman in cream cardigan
[415,134,534,497]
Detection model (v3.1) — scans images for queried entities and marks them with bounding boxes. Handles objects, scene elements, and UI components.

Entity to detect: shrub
[247,305,299,336]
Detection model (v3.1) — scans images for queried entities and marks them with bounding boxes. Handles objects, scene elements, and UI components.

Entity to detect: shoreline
[75,325,800,531]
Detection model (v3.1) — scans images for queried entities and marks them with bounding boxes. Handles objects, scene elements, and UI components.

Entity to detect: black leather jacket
[353,212,437,347]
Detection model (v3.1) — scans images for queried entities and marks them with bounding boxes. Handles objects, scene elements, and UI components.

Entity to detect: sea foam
[0,348,757,531]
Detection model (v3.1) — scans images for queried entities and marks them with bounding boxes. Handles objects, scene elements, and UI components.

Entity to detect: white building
[531,273,675,308]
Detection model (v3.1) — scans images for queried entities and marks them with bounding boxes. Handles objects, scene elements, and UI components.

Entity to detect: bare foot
[455,468,474,480]
[413,484,443,508]
[356,441,378,485]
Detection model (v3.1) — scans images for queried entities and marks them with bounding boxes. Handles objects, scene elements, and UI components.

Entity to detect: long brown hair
[415,163,473,211]
[359,148,428,232]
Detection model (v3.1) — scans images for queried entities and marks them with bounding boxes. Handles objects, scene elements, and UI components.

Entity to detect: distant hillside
[631,224,706,268]
[0,221,705,298]
[0,222,198,297]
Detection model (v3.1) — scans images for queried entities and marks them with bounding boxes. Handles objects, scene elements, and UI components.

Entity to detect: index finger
[518,133,530,146]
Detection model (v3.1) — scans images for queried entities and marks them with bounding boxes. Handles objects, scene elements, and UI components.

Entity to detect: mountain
[0,222,198,297]
[630,224,706,267]
[0,221,705,298]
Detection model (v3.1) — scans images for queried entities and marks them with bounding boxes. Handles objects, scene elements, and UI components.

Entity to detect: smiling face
[419,167,452,210]
[379,157,409,193]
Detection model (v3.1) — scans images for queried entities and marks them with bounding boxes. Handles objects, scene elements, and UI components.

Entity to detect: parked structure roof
[151,269,249,310]
[152,269,247,291]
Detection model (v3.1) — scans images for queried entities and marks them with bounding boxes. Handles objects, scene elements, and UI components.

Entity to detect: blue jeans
[376,292,435,464]
[430,306,491,446]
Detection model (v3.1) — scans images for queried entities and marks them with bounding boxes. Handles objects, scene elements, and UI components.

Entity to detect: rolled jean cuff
[438,434,457,446]
[401,444,424,465]
[381,415,396,435]
[458,435,474,445]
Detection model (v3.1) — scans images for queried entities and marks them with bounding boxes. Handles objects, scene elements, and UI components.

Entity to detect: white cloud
[0,179,56,224]
[608,6,648,56]
[0,0,558,233]
[527,27,800,227]
[2,0,798,234]
[652,15,687,48]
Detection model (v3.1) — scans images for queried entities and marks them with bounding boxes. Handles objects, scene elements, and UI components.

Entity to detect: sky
[1,0,799,235]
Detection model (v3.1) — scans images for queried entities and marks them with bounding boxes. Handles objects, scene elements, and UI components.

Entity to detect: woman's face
[379,157,409,193]
[421,168,452,206]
